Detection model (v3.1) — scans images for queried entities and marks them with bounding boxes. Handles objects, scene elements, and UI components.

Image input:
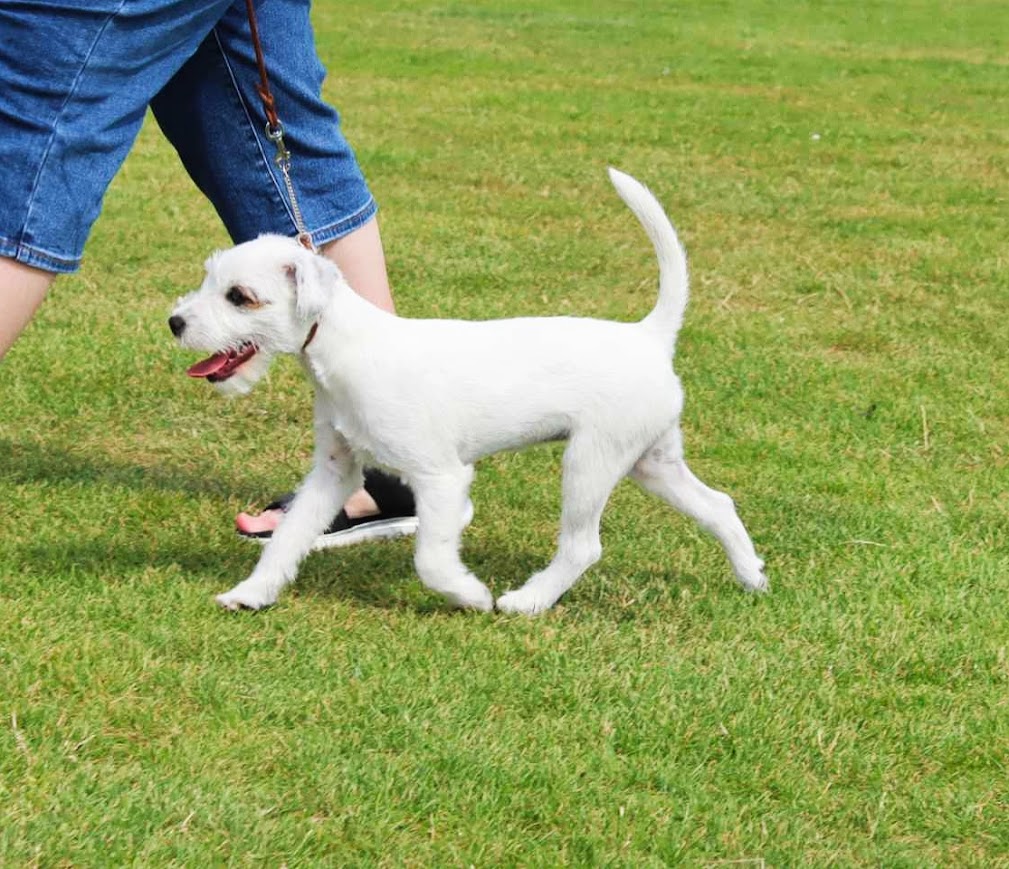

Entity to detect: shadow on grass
[6,527,555,614]
[289,540,554,612]
[0,436,269,502]
[9,534,709,621]
[9,526,695,617]
[299,541,700,616]
[2,437,703,616]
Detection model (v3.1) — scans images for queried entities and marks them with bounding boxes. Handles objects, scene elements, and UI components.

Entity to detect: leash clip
[266,121,291,170]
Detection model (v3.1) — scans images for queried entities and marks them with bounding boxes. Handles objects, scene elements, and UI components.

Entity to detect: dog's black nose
[168,315,186,337]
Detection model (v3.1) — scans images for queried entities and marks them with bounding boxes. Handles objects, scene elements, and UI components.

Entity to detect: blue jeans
[0,0,376,273]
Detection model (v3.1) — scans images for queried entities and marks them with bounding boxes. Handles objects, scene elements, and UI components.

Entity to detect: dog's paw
[215,582,277,611]
[739,570,770,594]
[444,583,495,613]
[496,587,553,616]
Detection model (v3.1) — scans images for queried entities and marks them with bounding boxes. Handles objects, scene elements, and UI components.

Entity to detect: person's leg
[151,0,380,250]
[151,0,410,541]
[321,219,395,314]
[0,261,54,361]
[0,0,232,357]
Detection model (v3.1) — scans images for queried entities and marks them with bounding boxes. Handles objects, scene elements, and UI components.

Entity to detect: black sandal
[239,469,419,550]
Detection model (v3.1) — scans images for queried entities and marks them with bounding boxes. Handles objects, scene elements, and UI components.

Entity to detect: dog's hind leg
[631,426,768,592]
[410,465,494,612]
[497,435,629,615]
[216,431,363,610]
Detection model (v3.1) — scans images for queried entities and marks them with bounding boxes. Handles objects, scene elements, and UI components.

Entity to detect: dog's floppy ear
[285,250,333,321]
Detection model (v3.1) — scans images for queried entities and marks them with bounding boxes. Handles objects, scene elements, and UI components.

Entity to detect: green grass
[3,0,1009,864]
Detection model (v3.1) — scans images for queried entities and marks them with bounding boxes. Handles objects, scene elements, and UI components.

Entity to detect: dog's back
[329,312,681,468]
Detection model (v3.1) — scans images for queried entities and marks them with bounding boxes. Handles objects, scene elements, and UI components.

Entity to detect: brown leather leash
[244,0,316,252]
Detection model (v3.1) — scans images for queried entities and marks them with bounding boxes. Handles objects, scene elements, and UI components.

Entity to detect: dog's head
[169,234,337,396]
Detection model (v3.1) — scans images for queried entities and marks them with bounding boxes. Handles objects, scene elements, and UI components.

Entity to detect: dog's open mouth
[186,343,258,382]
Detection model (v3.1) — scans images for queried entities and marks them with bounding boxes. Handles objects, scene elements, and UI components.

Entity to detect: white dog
[169,169,767,614]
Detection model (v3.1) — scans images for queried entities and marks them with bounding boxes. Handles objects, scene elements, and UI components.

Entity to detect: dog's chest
[328,404,369,448]
[304,364,371,446]
[316,391,391,467]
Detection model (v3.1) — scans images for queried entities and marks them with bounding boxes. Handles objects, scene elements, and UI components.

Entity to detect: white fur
[170,168,768,614]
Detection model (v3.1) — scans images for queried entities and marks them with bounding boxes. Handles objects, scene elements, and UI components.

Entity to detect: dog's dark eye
[226,286,251,307]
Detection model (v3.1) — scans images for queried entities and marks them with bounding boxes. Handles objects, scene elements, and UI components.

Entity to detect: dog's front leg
[216,427,362,611]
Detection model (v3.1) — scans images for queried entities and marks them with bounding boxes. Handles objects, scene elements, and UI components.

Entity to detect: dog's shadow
[1,438,558,612]
[3,438,700,616]
[13,535,554,615]
[294,538,551,613]
[295,533,702,616]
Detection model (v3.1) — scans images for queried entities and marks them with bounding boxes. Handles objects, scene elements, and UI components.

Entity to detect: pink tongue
[187,352,231,379]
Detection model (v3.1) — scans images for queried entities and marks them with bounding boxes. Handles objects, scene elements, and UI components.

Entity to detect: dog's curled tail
[608,167,689,354]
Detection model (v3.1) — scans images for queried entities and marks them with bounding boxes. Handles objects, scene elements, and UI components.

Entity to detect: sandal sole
[239,501,472,551]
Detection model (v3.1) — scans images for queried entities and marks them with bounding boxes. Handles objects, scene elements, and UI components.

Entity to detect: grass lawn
[2,0,1008,864]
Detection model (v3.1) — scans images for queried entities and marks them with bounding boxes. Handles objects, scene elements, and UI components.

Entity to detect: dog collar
[301,321,319,352]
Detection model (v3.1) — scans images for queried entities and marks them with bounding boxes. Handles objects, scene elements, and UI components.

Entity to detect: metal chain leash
[265,123,311,245]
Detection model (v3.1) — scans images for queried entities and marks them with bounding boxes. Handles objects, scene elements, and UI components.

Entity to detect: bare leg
[0,259,55,362]
[321,217,395,313]
[235,217,393,534]
[631,427,768,592]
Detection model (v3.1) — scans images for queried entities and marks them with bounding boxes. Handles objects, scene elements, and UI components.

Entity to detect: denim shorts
[0,0,376,274]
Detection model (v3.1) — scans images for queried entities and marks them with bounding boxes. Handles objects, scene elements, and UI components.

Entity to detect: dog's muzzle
[169,313,259,382]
